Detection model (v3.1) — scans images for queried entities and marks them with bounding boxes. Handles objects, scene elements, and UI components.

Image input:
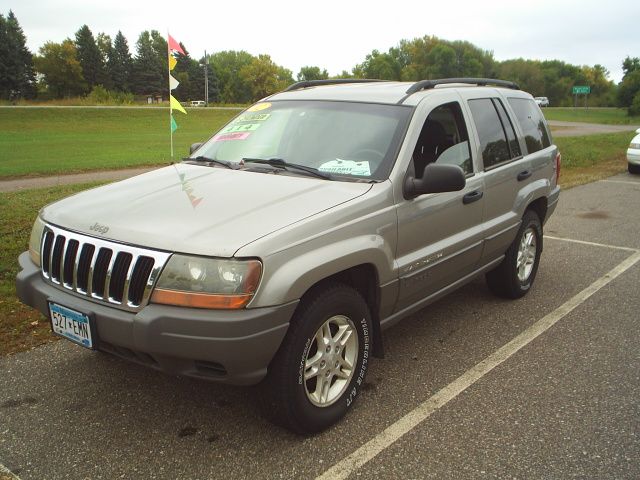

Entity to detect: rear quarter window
[507,98,552,154]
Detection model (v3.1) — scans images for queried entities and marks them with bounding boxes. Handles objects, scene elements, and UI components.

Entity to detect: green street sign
[572,86,590,94]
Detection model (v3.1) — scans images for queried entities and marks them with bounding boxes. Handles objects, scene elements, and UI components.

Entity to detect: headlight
[630,143,640,149]
[28,216,45,267]
[150,255,262,309]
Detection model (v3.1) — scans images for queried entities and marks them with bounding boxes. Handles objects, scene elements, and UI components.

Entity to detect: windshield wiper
[242,157,332,180]
[183,156,234,169]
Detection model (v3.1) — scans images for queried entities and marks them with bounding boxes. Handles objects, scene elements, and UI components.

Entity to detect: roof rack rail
[284,79,388,92]
[405,78,520,95]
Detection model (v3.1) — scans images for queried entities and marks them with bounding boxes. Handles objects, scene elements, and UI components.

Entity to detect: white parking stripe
[544,235,639,253]
[317,251,640,480]
[0,463,21,480]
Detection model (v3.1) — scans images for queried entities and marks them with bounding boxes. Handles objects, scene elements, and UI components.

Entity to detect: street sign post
[572,85,591,108]
[572,86,591,95]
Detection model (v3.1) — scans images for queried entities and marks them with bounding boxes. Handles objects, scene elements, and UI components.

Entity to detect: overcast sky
[3,0,638,83]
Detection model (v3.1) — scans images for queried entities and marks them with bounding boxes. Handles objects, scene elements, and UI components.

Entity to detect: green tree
[239,54,292,101]
[0,10,36,99]
[131,30,166,97]
[34,40,86,98]
[297,66,329,82]
[618,56,640,113]
[109,31,133,92]
[75,25,108,91]
[209,50,255,103]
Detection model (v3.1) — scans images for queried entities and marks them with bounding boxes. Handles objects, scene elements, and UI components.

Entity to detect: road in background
[1,172,639,479]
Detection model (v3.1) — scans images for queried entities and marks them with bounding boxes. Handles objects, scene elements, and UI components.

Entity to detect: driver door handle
[517,170,532,181]
[463,190,483,205]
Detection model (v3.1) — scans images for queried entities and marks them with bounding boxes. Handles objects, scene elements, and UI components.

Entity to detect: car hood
[42,163,372,257]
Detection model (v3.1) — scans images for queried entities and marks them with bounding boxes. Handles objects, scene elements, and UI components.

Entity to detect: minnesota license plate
[48,302,94,349]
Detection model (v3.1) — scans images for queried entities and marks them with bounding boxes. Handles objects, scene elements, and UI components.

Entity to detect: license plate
[48,302,95,349]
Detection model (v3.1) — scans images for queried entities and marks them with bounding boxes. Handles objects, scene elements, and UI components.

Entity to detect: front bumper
[627,149,640,165]
[16,252,297,385]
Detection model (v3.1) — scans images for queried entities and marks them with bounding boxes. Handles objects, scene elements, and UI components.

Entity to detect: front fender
[249,234,395,307]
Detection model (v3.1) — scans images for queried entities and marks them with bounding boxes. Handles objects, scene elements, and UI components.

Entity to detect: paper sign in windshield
[237,113,270,122]
[220,123,262,134]
[318,159,371,176]
[212,132,251,142]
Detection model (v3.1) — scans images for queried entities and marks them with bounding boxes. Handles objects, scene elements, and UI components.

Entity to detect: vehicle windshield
[192,100,412,181]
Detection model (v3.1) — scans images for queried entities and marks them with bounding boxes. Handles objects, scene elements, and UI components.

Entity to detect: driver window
[412,102,473,178]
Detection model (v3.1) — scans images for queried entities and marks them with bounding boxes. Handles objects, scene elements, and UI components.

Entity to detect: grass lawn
[555,131,631,188]
[0,182,105,355]
[0,130,632,356]
[0,108,238,178]
[544,107,640,125]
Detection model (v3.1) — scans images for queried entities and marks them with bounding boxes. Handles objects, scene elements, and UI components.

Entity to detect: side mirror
[190,142,203,155]
[404,164,466,200]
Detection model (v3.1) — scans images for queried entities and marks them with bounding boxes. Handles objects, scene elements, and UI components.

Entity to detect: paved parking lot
[1,172,639,479]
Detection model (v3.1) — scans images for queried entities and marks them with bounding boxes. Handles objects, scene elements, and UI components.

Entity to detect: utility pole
[204,50,209,106]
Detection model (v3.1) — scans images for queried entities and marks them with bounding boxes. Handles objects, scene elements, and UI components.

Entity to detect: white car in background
[534,97,549,107]
[628,128,640,174]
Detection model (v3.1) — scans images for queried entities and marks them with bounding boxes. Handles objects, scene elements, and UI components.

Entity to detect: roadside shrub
[83,85,134,105]
[629,92,640,116]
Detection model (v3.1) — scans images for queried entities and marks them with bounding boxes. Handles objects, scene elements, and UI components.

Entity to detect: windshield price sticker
[48,302,94,349]
[236,113,270,122]
[319,159,371,176]
[212,132,251,142]
[220,123,262,134]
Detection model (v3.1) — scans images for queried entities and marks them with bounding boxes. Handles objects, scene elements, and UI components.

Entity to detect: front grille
[41,224,171,311]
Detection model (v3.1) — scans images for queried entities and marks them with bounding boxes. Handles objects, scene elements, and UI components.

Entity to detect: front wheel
[263,283,371,434]
[629,163,640,174]
[486,210,543,299]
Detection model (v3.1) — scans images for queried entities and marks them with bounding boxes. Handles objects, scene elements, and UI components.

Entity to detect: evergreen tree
[132,31,165,96]
[0,11,36,99]
[109,31,133,92]
[74,24,108,91]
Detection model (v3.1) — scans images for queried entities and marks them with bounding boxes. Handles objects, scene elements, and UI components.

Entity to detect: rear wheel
[486,210,542,299]
[263,283,371,434]
[628,163,640,174]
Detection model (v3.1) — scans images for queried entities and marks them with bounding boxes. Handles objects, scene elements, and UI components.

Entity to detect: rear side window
[507,98,552,154]
[494,99,521,158]
[468,98,511,169]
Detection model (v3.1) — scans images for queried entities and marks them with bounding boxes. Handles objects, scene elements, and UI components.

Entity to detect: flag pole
[168,30,173,159]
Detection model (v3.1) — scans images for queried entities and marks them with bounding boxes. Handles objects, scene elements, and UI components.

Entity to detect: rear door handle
[517,170,532,181]
[463,190,483,205]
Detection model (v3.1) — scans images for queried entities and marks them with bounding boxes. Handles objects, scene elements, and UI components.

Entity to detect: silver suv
[17,78,561,433]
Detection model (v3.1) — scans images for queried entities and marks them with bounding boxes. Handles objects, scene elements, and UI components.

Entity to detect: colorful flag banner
[168,34,185,55]
[169,74,179,91]
[168,32,187,157]
[170,95,186,114]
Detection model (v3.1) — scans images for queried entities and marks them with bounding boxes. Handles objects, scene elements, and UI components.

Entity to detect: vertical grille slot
[76,244,95,292]
[109,252,133,302]
[39,225,170,311]
[51,235,66,283]
[128,256,155,305]
[62,239,79,287]
[42,231,54,276]
[91,248,113,298]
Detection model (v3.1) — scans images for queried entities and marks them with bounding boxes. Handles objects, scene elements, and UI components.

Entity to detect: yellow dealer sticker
[247,102,271,112]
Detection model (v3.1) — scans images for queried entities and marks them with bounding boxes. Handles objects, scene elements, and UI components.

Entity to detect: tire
[486,210,542,299]
[629,163,640,174]
[263,283,372,434]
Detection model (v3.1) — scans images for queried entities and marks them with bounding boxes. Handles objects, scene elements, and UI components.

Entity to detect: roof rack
[284,79,388,92]
[405,78,520,95]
